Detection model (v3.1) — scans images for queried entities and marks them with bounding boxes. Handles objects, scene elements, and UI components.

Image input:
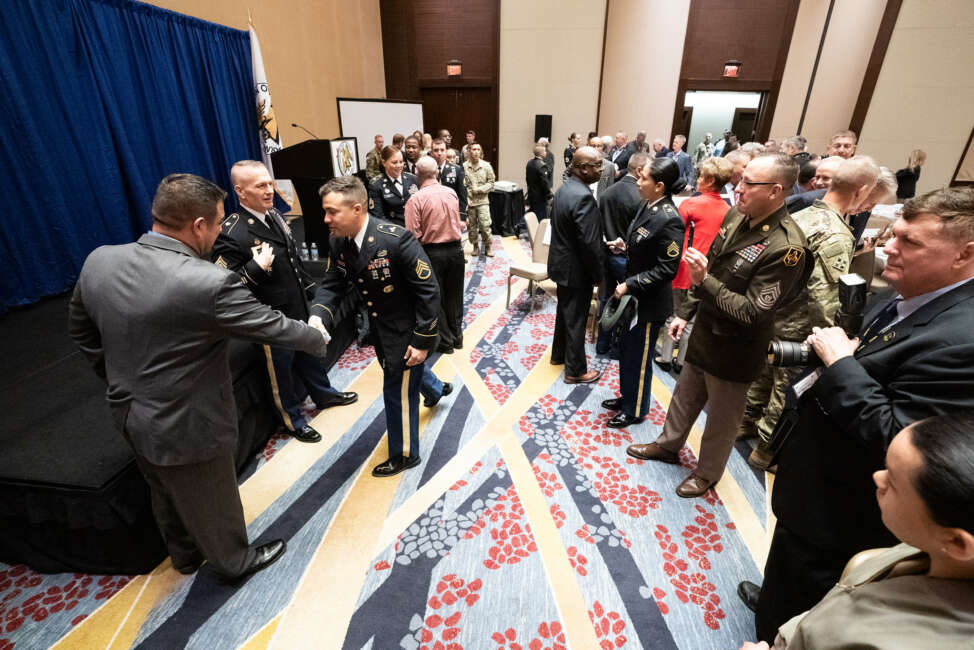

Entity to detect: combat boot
[748,442,776,473]
[483,236,494,257]
[736,416,759,440]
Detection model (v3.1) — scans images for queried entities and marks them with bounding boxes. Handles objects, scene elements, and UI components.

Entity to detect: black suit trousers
[129,447,255,578]
[755,523,850,643]
[424,242,465,348]
[552,284,592,376]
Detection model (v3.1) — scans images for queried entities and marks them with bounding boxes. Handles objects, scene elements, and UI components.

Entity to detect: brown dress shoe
[676,474,714,498]
[626,443,679,464]
[748,443,777,473]
[564,369,601,384]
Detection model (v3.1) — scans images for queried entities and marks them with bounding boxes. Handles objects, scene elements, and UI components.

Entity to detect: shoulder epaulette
[377,223,404,237]
[222,213,240,232]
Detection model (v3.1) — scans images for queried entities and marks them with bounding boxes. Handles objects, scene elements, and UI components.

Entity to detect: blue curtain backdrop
[0,0,260,309]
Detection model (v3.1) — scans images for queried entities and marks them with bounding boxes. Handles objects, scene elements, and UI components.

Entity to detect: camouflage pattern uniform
[365,148,382,183]
[463,159,495,254]
[741,199,855,445]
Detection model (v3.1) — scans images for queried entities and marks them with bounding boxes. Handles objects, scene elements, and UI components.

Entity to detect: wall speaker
[534,114,552,142]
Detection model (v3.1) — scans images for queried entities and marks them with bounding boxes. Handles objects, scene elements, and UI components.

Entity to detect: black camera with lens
[767,273,868,367]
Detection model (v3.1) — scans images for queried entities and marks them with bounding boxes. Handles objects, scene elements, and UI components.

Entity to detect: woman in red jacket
[657,156,734,369]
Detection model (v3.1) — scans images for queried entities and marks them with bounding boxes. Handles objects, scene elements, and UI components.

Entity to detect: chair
[523,211,539,245]
[507,218,550,308]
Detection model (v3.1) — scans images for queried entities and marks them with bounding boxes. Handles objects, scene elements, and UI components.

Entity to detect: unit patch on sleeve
[783,246,805,267]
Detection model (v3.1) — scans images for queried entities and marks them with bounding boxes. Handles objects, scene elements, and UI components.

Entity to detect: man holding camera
[743,188,974,643]
[740,156,880,470]
[626,154,811,497]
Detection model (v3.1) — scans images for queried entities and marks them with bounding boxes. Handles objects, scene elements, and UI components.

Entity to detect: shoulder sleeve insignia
[416,259,432,280]
[376,223,403,237]
[783,246,804,267]
[215,256,228,269]
[666,241,680,258]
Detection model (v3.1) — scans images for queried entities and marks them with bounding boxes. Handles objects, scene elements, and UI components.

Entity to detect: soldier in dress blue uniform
[431,138,468,219]
[212,161,357,443]
[312,176,442,477]
[602,158,686,428]
[368,146,420,226]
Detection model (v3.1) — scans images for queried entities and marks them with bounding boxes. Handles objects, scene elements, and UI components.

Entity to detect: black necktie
[867,299,901,335]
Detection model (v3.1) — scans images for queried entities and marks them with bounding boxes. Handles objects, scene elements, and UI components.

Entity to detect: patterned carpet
[0,234,771,649]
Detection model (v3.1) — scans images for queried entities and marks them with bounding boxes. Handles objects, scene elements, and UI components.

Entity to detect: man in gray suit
[69,174,328,582]
[588,136,616,199]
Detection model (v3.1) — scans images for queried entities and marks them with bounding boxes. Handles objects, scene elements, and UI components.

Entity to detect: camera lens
[768,341,811,366]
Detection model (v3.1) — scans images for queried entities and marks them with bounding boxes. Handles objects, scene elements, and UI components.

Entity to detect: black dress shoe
[423,382,453,407]
[436,346,455,355]
[607,413,644,429]
[601,397,623,411]
[226,540,286,584]
[454,340,463,350]
[317,391,358,408]
[290,425,322,443]
[654,356,672,371]
[738,580,761,613]
[371,453,421,477]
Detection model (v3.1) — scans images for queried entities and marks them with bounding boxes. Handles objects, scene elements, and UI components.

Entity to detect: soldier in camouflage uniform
[462,143,495,257]
[365,134,384,183]
[742,156,881,470]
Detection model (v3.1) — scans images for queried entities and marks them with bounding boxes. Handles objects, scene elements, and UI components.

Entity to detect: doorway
[681,90,764,154]
[420,87,496,168]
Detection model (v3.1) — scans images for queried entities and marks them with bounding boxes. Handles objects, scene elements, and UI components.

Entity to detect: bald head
[572,146,602,184]
[415,155,438,181]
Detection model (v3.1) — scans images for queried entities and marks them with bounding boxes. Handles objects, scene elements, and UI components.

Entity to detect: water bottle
[310,243,319,260]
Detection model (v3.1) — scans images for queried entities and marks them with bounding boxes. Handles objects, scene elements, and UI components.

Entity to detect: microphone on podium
[291,122,319,139]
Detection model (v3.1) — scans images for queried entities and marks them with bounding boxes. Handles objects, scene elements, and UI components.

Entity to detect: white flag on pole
[249,21,294,206]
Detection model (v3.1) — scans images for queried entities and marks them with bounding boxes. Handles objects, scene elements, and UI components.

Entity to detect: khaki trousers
[654,361,751,482]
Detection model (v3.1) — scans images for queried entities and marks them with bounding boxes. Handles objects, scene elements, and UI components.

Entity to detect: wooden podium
[271,139,334,254]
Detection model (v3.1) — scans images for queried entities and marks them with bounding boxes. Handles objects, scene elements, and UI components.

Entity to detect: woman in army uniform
[602,157,687,429]
[368,146,419,226]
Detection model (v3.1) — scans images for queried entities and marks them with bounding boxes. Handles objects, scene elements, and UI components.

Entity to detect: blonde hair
[908,149,927,168]
[697,157,734,190]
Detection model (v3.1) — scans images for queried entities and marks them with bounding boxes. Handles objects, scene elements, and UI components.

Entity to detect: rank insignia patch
[736,243,766,263]
[215,256,228,269]
[756,281,781,310]
[666,241,680,258]
[783,246,804,267]
[415,259,431,280]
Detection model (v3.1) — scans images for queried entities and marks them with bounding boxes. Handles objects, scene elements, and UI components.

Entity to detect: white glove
[308,315,331,344]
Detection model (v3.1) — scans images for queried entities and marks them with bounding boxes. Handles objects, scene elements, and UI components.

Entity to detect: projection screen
[337,98,424,169]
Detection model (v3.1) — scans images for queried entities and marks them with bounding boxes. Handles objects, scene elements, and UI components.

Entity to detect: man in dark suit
[68,174,328,580]
[596,152,648,356]
[588,136,616,199]
[549,146,605,384]
[609,132,633,180]
[313,176,441,477]
[402,135,421,176]
[743,187,974,643]
[627,154,811,498]
[525,143,552,220]
[212,161,357,444]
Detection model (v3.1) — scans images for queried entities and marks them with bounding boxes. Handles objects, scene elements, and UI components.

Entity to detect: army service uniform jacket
[623,197,686,323]
[311,218,440,367]
[212,208,315,321]
[678,204,811,382]
[368,172,420,226]
[438,162,468,217]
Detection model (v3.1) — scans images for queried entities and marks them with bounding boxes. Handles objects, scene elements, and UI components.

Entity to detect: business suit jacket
[548,176,604,289]
[773,278,974,555]
[598,174,641,242]
[609,146,632,179]
[438,162,468,216]
[525,157,552,207]
[595,160,616,198]
[368,172,420,225]
[543,150,555,185]
[786,188,826,214]
[623,197,685,322]
[212,207,315,320]
[679,204,812,382]
[68,234,327,466]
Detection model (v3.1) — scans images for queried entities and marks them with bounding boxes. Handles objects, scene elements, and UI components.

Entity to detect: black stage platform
[0,238,359,574]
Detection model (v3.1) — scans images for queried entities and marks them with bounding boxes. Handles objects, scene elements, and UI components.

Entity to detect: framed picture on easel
[329,137,359,177]
[951,126,974,187]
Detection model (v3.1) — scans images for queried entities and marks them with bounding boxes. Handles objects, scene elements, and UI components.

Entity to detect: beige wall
[770,0,886,151]
[598,0,691,150]
[147,0,385,148]
[498,0,607,187]
[860,0,974,193]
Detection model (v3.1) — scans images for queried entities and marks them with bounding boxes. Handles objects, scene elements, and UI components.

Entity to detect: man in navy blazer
[741,187,974,642]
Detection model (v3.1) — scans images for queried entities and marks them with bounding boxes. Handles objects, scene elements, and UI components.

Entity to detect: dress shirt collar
[353,216,370,251]
[891,276,973,326]
[240,203,268,226]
